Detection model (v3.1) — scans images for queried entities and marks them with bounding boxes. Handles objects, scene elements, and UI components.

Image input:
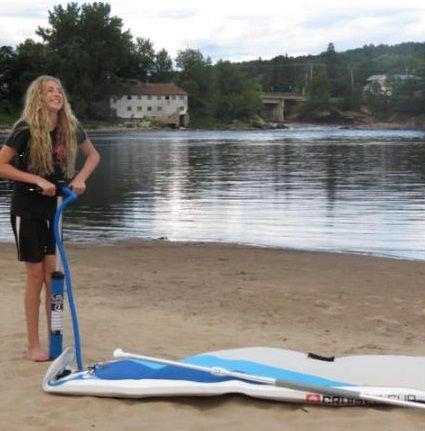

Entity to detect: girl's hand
[36,178,56,196]
[69,179,86,195]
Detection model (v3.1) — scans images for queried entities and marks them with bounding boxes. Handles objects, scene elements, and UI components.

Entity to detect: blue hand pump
[49,187,84,371]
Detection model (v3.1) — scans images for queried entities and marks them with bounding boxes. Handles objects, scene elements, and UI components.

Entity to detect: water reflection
[1,127,425,259]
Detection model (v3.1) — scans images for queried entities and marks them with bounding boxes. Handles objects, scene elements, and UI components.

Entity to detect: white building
[110,83,189,127]
[363,74,420,98]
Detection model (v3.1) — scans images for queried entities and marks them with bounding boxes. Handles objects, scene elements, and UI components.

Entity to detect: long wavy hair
[20,75,78,178]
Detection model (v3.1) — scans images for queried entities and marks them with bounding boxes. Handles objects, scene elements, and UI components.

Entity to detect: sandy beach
[1,240,425,430]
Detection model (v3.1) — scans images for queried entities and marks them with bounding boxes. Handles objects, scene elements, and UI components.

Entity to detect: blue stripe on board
[183,355,352,388]
[92,360,232,383]
[52,355,352,389]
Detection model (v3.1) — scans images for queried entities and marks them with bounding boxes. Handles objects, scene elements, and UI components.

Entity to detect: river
[1,125,424,259]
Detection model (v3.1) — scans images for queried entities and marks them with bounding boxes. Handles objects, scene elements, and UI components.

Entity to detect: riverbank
[1,240,424,430]
[80,113,425,132]
[1,112,425,134]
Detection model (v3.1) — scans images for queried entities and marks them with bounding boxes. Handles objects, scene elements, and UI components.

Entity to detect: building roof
[366,74,387,82]
[129,83,187,96]
[366,74,420,82]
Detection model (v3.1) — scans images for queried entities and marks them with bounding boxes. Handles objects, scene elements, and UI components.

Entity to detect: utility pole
[303,72,308,96]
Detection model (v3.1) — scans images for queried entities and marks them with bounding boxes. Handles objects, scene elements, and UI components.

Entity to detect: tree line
[1,2,424,125]
[239,42,425,116]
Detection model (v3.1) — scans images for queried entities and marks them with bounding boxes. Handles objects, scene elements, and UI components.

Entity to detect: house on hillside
[110,82,189,127]
[363,74,420,98]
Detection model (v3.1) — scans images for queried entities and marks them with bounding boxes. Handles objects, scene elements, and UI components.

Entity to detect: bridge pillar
[261,92,306,123]
[261,94,285,122]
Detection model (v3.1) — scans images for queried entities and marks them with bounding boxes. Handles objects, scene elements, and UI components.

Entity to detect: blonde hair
[19,75,78,178]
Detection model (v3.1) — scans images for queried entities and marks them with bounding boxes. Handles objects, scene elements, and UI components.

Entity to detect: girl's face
[42,79,64,113]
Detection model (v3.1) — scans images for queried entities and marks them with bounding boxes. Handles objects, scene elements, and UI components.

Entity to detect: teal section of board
[184,355,352,388]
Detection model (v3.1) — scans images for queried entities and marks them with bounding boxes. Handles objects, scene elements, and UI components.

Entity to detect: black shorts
[11,215,56,263]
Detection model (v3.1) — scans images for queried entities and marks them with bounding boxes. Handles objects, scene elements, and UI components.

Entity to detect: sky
[1,0,425,62]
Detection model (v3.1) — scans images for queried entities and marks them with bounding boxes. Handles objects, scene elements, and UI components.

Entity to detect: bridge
[261,92,306,122]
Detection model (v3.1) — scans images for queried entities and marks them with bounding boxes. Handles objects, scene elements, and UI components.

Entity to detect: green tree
[391,75,425,114]
[322,42,351,98]
[129,37,156,82]
[0,46,17,104]
[323,43,338,95]
[213,61,262,120]
[175,49,214,118]
[306,66,330,109]
[342,83,363,110]
[124,40,174,83]
[14,39,50,95]
[37,2,134,118]
[153,49,173,82]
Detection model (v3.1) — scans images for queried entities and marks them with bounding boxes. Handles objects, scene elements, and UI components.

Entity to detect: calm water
[1,126,425,259]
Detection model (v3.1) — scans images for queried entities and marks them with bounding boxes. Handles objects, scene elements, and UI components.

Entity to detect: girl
[0,75,100,361]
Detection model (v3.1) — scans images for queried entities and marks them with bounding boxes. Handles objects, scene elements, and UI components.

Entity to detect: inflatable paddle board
[43,190,425,409]
[43,346,425,407]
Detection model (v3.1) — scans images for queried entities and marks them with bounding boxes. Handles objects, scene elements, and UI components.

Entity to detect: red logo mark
[306,393,322,403]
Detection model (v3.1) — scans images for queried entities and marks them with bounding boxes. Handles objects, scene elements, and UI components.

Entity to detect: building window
[127,106,132,111]
[165,95,170,100]
[147,95,152,100]
[179,106,185,111]
[157,106,162,111]
[137,106,142,111]
[127,95,132,100]
[147,106,152,111]
[137,95,142,100]
[157,95,161,100]
[172,95,176,100]
[180,95,184,100]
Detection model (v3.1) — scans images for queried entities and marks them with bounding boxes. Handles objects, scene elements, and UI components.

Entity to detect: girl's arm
[69,138,100,194]
[0,145,56,195]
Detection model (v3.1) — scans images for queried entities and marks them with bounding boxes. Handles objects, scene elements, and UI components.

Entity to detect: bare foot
[27,347,50,362]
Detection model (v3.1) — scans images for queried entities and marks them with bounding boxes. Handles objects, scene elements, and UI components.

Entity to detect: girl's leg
[25,261,49,361]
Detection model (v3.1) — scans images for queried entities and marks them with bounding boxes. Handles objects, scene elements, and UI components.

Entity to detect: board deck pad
[43,346,425,406]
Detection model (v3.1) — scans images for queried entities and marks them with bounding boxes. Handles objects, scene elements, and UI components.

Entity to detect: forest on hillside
[0,2,424,125]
